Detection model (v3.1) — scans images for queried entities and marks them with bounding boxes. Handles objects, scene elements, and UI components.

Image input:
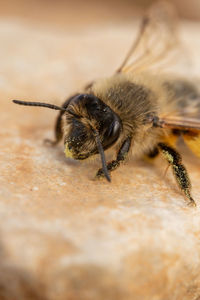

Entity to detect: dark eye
[102,119,122,150]
[108,120,121,137]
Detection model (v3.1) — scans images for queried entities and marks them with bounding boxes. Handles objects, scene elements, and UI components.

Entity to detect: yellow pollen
[64,144,74,158]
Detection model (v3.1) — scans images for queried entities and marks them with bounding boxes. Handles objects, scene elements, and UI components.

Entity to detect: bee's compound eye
[102,118,122,150]
[107,120,121,138]
[112,120,121,136]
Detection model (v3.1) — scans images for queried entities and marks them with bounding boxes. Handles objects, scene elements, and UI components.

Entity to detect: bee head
[64,94,122,160]
[13,94,122,181]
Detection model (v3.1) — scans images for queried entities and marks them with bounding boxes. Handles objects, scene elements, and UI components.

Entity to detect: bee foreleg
[45,111,64,146]
[158,143,196,207]
[45,95,78,146]
[96,137,131,179]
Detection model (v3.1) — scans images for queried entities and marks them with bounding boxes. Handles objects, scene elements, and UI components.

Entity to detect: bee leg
[96,137,132,179]
[45,95,78,145]
[44,109,65,145]
[158,143,196,207]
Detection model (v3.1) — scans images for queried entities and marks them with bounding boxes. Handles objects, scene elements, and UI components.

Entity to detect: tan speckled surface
[1,2,200,299]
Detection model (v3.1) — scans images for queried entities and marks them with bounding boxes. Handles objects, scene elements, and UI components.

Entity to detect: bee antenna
[12,100,66,112]
[93,130,111,182]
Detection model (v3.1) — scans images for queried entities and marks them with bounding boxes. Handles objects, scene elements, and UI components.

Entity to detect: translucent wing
[116,1,179,74]
[157,116,200,157]
[158,116,200,132]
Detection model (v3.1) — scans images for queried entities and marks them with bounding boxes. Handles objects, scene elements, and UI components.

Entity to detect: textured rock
[1,4,200,300]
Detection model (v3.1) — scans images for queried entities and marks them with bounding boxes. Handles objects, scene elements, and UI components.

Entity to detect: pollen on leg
[158,143,196,207]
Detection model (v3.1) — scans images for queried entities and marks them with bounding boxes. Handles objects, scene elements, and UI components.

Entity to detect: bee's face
[64,94,122,160]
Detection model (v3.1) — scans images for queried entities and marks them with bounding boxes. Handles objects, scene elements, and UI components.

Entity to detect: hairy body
[85,73,200,158]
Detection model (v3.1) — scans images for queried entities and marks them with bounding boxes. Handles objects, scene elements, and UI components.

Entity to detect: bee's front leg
[44,109,65,146]
[45,94,78,146]
[158,142,196,207]
[96,137,132,179]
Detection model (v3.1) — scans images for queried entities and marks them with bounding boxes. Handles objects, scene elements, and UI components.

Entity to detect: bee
[13,1,200,207]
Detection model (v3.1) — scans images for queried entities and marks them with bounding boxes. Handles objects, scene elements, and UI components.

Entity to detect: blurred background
[1,0,200,103]
[1,0,200,29]
[0,2,200,300]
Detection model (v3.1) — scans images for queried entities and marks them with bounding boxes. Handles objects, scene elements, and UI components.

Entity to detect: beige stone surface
[1,4,200,300]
